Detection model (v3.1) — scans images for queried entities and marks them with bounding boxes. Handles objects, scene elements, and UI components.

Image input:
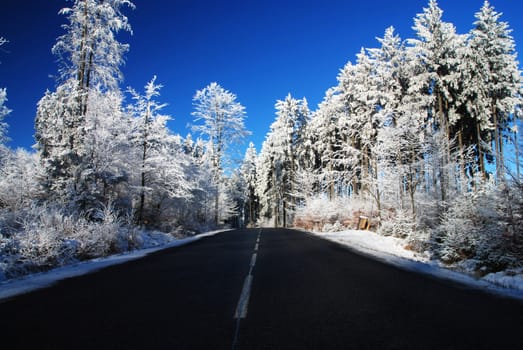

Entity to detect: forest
[1,0,522,281]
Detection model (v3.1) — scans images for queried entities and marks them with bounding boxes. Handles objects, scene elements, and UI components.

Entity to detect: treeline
[253,0,523,272]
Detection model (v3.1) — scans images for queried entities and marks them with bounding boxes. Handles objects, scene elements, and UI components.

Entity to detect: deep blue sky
[1,0,522,156]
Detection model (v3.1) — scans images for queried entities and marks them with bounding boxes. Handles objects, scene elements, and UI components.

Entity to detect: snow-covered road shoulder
[309,229,523,301]
[0,229,230,302]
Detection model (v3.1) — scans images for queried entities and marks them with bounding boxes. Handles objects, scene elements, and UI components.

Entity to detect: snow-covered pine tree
[35,0,134,210]
[336,49,381,198]
[274,94,309,226]
[240,142,259,226]
[191,82,250,225]
[307,87,346,199]
[256,94,308,227]
[451,33,490,183]
[256,131,278,226]
[226,169,247,228]
[407,0,466,203]
[366,27,408,215]
[468,0,523,181]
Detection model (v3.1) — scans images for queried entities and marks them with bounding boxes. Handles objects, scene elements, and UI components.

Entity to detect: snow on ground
[310,229,523,302]
[0,229,230,302]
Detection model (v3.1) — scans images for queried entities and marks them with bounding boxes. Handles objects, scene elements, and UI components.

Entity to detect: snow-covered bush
[437,214,477,264]
[14,204,122,268]
[322,221,345,232]
[17,205,80,268]
[73,204,121,259]
[378,210,416,238]
[435,179,523,272]
[0,149,43,211]
[0,233,18,281]
[294,195,375,232]
[405,228,432,256]
[378,209,432,255]
[0,200,182,280]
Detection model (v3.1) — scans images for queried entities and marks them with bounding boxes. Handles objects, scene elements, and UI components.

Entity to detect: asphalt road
[1,228,523,349]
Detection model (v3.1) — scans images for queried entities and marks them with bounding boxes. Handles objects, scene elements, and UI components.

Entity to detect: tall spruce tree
[240,142,259,226]
[468,1,523,180]
[255,95,308,227]
[407,0,466,202]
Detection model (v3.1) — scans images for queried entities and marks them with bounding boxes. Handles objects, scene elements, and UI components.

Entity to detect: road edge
[0,229,232,302]
[301,228,523,303]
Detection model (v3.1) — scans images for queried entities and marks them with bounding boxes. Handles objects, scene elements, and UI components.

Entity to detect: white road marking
[233,230,263,348]
[233,231,262,325]
[234,274,253,319]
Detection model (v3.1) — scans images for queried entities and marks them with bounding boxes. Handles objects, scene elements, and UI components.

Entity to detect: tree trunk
[328,161,335,200]
[137,103,150,224]
[215,191,219,226]
[362,145,369,195]
[437,92,447,203]
[409,148,417,217]
[457,128,467,192]
[374,158,381,218]
[282,199,287,228]
[515,129,520,179]
[272,160,278,227]
[492,102,503,181]
[476,122,486,179]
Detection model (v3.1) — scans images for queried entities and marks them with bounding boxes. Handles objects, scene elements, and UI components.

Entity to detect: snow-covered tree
[239,142,258,226]
[35,0,134,210]
[407,0,467,202]
[191,82,250,225]
[0,38,10,160]
[255,133,278,226]
[127,77,192,225]
[53,0,134,94]
[256,94,308,227]
[127,76,167,223]
[0,88,10,148]
[0,150,43,211]
[76,89,130,211]
[468,1,523,180]
[188,138,218,226]
[330,48,382,200]
[305,88,344,199]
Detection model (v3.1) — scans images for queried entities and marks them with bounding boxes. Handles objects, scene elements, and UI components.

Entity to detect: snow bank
[316,229,429,262]
[310,229,523,301]
[0,229,230,302]
[483,271,523,291]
